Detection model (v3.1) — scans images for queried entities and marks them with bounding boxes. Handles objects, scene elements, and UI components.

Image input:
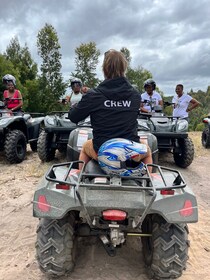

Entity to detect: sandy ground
[0,131,210,280]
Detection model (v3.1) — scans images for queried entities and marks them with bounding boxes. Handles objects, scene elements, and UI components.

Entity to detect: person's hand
[70,102,78,109]
[82,86,89,94]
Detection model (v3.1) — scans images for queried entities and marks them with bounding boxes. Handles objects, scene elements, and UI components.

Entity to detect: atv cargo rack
[45,160,187,228]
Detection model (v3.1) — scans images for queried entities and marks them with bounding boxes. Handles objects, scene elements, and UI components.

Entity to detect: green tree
[120,47,132,65]
[37,23,66,112]
[71,42,100,88]
[120,47,152,93]
[126,66,152,93]
[0,54,24,101]
[5,36,38,85]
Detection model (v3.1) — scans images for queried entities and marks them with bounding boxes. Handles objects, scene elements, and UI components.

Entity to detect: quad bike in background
[37,111,77,162]
[201,114,210,148]
[0,100,44,163]
[139,101,194,168]
[33,123,198,279]
[66,117,159,168]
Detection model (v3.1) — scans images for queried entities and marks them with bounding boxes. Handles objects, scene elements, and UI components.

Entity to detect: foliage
[1,30,210,126]
[37,23,67,113]
[120,47,153,93]
[0,54,25,101]
[126,66,153,93]
[120,47,132,65]
[5,36,38,85]
[71,42,100,88]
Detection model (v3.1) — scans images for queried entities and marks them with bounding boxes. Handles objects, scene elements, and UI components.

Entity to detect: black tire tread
[142,216,189,280]
[201,127,210,148]
[36,214,76,277]
[37,131,55,162]
[4,129,27,163]
[173,137,194,168]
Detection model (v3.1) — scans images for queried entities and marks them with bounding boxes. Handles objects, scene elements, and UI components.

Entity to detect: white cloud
[0,0,210,95]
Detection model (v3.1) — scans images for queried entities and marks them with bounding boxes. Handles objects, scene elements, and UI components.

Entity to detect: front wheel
[36,212,77,277]
[142,215,189,280]
[201,127,210,148]
[173,137,194,168]
[4,130,27,163]
[37,131,56,162]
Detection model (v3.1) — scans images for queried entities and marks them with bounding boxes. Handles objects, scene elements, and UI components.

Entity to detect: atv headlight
[177,119,188,131]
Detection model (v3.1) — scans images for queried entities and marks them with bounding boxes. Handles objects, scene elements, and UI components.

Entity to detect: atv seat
[84,159,104,175]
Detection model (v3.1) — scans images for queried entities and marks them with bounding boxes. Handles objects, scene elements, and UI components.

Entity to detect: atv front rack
[45,161,187,229]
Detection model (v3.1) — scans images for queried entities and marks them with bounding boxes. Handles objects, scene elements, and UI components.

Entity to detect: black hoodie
[68,77,141,152]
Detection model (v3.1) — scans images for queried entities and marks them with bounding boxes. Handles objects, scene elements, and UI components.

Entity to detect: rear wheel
[36,212,77,277]
[201,127,210,148]
[4,130,27,163]
[142,215,189,280]
[173,137,194,168]
[37,131,56,161]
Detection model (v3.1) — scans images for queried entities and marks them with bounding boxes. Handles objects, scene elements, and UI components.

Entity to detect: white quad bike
[33,117,198,280]
[138,101,194,168]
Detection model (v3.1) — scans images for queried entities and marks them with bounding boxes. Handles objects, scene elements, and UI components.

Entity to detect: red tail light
[203,119,208,123]
[160,189,175,195]
[37,195,51,212]
[102,210,127,221]
[179,200,193,217]
[56,184,70,190]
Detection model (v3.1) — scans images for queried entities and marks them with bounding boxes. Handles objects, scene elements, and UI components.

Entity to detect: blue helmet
[98,138,147,176]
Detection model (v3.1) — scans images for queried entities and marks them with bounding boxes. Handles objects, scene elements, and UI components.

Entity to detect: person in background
[172,84,200,121]
[65,78,83,104]
[2,74,23,115]
[68,49,153,173]
[140,79,163,113]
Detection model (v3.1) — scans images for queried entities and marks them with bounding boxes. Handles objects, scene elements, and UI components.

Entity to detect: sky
[0,0,210,96]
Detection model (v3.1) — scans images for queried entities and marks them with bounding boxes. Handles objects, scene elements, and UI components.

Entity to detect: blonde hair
[102,50,128,79]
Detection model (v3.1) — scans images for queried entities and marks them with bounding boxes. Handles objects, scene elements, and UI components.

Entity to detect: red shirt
[3,90,21,109]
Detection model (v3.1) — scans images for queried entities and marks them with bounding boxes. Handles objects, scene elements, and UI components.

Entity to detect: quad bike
[139,101,194,168]
[0,100,44,163]
[37,111,77,162]
[66,117,159,168]
[201,114,210,148]
[33,118,198,280]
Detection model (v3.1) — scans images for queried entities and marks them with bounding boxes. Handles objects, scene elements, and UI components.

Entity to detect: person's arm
[11,90,23,111]
[158,98,163,107]
[158,94,163,106]
[140,102,149,113]
[186,98,201,113]
[68,92,93,123]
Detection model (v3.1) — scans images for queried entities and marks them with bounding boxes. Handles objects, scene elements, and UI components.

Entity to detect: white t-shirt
[141,91,162,112]
[172,94,192,118]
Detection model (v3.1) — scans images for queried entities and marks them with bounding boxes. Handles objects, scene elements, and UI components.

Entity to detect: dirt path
[0,132,210,280]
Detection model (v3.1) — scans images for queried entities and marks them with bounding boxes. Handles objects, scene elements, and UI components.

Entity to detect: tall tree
[126,66,152,93]
[5,36,38,85]
[120,47,132,65]
[120,47,152,93]
[71,42,100,88]
[37,23,66,112]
